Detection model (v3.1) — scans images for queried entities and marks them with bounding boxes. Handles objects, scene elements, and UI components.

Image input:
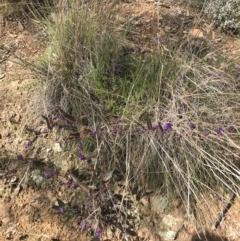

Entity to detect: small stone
[151,195,169,212]
[0,204,10,224]
[2,216,10,224]
[164,230,177,240]
[1,129,10,138]
[54,143,62,152]
[18,21,24,31]
[164,26,171,32]
[189,28,204,38]
[159,28,166,37]
[0,73,6,80]
[140,196,149,207]
[162,214,184,230]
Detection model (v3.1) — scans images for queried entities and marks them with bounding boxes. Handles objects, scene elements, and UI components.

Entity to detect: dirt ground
[1,0,240,240]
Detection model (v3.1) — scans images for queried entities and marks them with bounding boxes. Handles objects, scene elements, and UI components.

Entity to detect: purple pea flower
[181,74,186,79]
[42,128,48,133]
[114,63,121,73]
[59,207,65,213]
[189,123,196,130]
[116,118,123,124]
[228,125,236,133]
[92,130,98,137]
[163,122,172,131]
[209,72,221,77]
[17,154,24,161]
[24,141,31,149]
[77,140,83,149]
[66,179,73,187]
[203,131,210,137]
[51,170,59,176]
[152,124,159,131]
[95,227,102,237]
[85,224,91,231]
[78,153,86,160]
[80,222,86,228]
[141,126,147,132]
[216,127,223,135]
[58,114,64,120]
[45,170,59,178]
[44,173,51,179]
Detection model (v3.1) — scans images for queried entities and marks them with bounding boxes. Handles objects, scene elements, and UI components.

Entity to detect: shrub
[204,0,240,34]
[27,0,240,228]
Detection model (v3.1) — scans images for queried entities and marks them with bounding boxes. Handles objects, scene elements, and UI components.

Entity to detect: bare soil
[1,0,240,240]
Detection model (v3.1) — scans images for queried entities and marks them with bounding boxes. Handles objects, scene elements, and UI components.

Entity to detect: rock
[31,170,44,186]
[140,196,149,207]
[0,204,10,224]
[1,129,10,138]
[158,214,184,240]
[151,195,169,213]
[162,214,184,230]
[0,73,6,80]
[137,226,155,240]
[163,230,177,240]
[164,26,171,32]
[53,143,62,152]
[159,28,166,37]
[189,28,204,38]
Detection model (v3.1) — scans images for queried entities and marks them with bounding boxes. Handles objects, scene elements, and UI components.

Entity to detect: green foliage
[1,0,55,18]
[204,0,240,34]
[28,0,240,216]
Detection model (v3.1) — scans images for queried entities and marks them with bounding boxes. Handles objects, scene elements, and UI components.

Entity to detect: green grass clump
[28,0,240,226]
[0,0,55,19]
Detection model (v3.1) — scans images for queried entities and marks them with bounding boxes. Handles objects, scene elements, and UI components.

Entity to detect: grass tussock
[0,0,55,19]
[25,0,240,229]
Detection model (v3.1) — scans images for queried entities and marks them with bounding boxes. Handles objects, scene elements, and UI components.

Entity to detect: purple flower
[51,170,59,176]
[189,123,196,130]
[114,63,121,73]
[78,153,86,160]
[203,131,210,137]
[40,120,44,125]
[92,130,98,137]
[58,114,64,120]
[216,127,223,135]
[28,128,35,133]
[85,224,91,231]
[77,140,83,149]
[123,46,134,56]
[209,72,221,77]
[42,128,48,133]
[181,74,186,79]
[24,141,31,148]
[141,126,147,132]
[59,207,65,213]
[228,125,236,133]
[87,203,92,209]
[152,124,159,131]
[44,170,59,179]
[80,222,86,228]
[163,122,172,131]
[66,179,73,187]
[95,227,102,237]
[17,154,24,161]
[44,173,51,179]
[116,118,123,124]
